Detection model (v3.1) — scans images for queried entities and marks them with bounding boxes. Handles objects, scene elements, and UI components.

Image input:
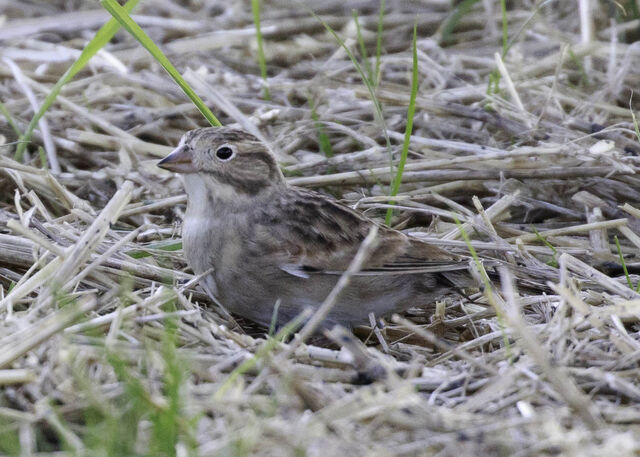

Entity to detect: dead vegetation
[1,0,640,455]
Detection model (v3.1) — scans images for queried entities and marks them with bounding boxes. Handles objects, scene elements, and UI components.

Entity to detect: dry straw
[1,0,640,455]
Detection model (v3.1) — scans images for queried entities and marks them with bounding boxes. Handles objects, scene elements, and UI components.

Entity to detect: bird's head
[158,127,284,196]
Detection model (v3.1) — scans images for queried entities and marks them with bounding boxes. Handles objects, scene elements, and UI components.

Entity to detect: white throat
[182,173,256,216]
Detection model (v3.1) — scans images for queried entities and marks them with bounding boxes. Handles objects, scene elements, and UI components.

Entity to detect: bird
[158,127,474,329]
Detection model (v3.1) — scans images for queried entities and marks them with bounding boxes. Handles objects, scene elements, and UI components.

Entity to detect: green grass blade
[374,0,385,87]
[500,0,508,55]
[0,101,22,137]
[101,0,222,127]
[532,226,558,268]
[632,109,640,143]
[268,300,280,337]
[440,0,481,46]
[630,94,640,143]
[352,10,373,85]
[453,216,512,360]
[567,48,589,87]
[309,96,333,158]
[125,240,183,259]
[488,0,547,96]
[629,0,640,19]
[150,317,189,455]
[38,146,48,170]
[385,23,418,226]
[14,0,140,162]
[251,0,271,101]
[486,0,508,96]
[310,9,390,153]
[614,236,634,290]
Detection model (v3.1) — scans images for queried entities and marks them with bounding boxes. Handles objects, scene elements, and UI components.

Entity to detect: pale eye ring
[215,144,235,161]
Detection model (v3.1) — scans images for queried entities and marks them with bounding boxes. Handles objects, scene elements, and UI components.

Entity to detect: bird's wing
[250,188,466,277]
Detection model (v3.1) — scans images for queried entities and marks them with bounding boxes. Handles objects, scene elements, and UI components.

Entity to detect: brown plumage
[159,127,471,328]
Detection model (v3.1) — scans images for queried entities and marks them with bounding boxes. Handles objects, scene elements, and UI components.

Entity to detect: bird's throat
[183,173,257,217]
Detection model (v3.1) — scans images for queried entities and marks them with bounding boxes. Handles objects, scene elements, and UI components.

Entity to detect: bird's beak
[157,145,197,173]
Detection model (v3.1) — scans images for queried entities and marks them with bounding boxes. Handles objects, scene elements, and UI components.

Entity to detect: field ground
[1,0,640,455]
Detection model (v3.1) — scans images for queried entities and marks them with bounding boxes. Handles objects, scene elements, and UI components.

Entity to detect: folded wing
[250,188,467,277]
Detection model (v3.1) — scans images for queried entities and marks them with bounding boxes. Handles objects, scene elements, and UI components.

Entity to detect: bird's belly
[214,263,305,326]
[215,267,441,328]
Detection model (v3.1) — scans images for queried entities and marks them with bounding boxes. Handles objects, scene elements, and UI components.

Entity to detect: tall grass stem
[101,0,222,127]
[385,23,418,225]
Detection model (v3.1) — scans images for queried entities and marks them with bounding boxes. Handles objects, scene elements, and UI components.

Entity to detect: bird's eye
[215,144,235,161]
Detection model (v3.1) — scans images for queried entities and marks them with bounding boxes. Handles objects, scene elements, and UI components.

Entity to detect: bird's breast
[183,206,248,277]
[182,215,217,274]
